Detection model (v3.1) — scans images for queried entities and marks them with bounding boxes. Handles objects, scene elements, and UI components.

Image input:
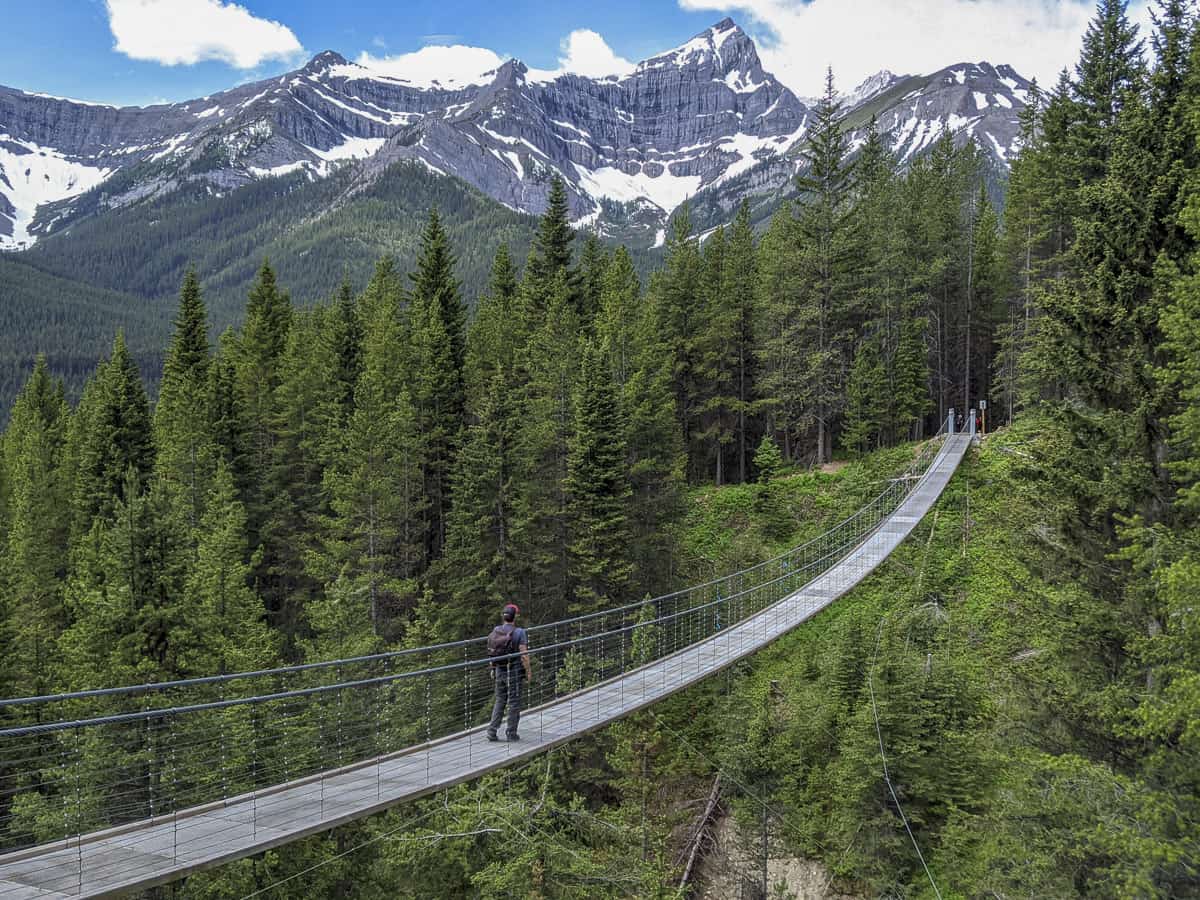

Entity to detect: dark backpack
[487,623,518,665]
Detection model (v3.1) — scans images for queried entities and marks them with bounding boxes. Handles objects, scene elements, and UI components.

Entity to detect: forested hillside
[2,0,1199,895]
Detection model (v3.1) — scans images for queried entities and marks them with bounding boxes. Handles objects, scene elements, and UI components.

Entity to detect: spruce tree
[312,363,427,640]
[596,246,642,391]
[623,286,686,595]
[437,246,523,637]
[409,247,461,566]
[649,205,704,477]
[410,208,467,394]
[578,230,609,325]
[525,176,580,313]
[1072,0,1146,180]
[727,201,759,482]
[512,273,579,620]
[566,341,633,614]
[265,308,341,642]
[176,461,276,674]
[68,332,153,540]
[154,268,215,531]
[327,277,364,428]
[236,259,292,536]
[792,68,858,463]
[1,358,69,695]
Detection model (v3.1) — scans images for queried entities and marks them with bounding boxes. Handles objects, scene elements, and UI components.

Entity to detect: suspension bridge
[0,415,974,898]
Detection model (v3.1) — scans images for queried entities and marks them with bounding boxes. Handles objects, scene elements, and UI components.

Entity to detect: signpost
[979,399,987,434]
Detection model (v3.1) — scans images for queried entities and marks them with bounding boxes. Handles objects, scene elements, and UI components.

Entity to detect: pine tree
[154,268,215,532]
[566,341,633,614]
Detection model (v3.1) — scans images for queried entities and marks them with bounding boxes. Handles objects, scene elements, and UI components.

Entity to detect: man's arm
[519,641,531,680]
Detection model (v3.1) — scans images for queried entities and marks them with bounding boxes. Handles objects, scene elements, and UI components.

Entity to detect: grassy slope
[675,420,1168,898]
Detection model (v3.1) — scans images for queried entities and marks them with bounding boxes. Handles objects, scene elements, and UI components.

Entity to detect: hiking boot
[506,733,521,742]
[486,731,499,742]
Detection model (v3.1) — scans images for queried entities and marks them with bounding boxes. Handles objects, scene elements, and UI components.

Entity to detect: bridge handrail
[0,489,890,739]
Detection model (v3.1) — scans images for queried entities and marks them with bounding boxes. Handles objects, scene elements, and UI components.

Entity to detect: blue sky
[0,0,1155,108]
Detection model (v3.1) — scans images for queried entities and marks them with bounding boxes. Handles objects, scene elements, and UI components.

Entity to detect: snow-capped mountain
[0,20,1032,251]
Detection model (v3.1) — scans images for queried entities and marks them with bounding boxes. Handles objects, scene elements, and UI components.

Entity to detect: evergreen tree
[578,230,609,326]
[792,68,859,463]
[68,332,153,540]
[649,205,704,478]
[726,201,759,482]
[596,246,642,391]
[208,327,250,499]
[408,231,462,565]
[437,246,523,637]
[622,295,686,596]
[566,341,633,614]
[1072,0,1146,181]
[153,268,215,531]
[312,364,427,640]
[512,273,579,620]
[61,470,191,686]
[327,277,364,429]
[1,358,69,695]
[176,462,276,674]
[410,208,467,394]
[524,177,579,313]
[236,260,292,535]
[265,308,342,642]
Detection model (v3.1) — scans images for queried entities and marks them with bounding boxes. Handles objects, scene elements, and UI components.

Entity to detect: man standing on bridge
[487,603,531,742]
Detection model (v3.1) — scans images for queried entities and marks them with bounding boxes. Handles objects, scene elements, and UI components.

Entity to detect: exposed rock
[0,21,1031,251]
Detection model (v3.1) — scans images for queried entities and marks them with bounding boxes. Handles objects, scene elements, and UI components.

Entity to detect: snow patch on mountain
[573,162,702,215]
[0,136,112,249]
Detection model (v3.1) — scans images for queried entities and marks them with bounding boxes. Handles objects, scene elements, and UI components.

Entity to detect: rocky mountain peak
[633,18,763,81]
[303,50,349,74]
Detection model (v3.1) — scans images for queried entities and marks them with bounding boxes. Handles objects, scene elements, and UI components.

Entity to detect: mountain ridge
[0,19,1031,252]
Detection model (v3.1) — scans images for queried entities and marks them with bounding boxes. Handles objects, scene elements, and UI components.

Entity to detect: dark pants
[489,666,522,737]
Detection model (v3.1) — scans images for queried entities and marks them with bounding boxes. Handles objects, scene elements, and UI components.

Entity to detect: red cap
[503,603,520,618]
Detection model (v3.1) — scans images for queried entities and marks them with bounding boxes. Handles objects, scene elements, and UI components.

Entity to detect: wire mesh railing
[0,418,953,863]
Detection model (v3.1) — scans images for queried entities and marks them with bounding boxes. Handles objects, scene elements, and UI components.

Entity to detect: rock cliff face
[0,20,1031,251]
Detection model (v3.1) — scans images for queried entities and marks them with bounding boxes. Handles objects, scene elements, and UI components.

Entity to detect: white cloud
[554,30,635,78]
[358,29,633,87]
[105,0,303,68]
[355,45,507,89]
[677,0,1154,97]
